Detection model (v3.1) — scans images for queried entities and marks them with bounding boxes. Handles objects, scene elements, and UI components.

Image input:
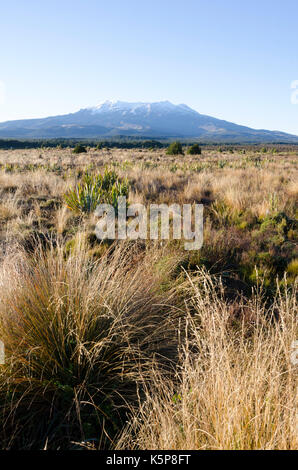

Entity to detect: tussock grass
[0,241,181,449]
[117,271,297,450]
[0,195,20,221]
[0,146,297,449]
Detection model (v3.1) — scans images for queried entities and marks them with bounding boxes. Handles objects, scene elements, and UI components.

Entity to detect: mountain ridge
[0,100,297,143]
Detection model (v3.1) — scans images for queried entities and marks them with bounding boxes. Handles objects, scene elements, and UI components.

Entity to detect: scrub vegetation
[0,144,297,449]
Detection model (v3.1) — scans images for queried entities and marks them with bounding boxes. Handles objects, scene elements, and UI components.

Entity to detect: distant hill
[0,100,297,143]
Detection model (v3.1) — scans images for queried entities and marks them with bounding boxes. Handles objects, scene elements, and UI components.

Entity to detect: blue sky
[0,0,297,134]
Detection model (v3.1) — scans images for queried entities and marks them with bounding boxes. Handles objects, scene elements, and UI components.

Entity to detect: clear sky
[0,0,298,134]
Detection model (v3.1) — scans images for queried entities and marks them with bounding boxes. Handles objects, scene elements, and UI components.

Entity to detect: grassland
[0,145,297,449]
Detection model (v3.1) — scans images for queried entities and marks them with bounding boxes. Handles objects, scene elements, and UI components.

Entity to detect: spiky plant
[64,169,129,214]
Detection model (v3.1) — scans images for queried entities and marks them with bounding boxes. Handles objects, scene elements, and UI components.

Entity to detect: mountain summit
[0,100,297,143]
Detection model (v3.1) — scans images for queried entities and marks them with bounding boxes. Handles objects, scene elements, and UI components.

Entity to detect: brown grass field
[0,145,297,449]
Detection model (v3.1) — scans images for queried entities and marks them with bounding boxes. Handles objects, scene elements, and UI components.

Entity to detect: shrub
[166,141,183,155]
[64,169,129,213]
[187,143,201,155]
[73,144,87,154]
[286,258,298,283]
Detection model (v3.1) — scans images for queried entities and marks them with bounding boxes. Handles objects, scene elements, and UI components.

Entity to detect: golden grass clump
[117,271,298,450]
[0,241,181,449]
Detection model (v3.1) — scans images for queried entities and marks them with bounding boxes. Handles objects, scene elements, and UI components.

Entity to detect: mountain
[0,100,297,143]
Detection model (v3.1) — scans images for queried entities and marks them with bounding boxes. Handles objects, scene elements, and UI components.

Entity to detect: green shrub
[64,169,129,213]
[166,141,183,155]
[284,259,298,285]
[73,144,87,154]
[187,143,201,155]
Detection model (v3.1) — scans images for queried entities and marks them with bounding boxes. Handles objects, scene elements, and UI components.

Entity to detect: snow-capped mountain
[88,100,196,115]
[0,100,297,143]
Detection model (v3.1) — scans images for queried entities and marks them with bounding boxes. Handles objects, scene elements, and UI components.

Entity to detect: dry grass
[0,145,297,449]
[0,195,20,222]
[117,272,297,450]
[0,241,183,449]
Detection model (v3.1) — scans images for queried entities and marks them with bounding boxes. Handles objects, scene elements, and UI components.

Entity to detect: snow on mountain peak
[87,100,196,115]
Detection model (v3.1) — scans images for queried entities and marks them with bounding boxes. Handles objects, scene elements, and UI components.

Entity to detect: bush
[64,169,129,213]
[73,144,87,154]
[166,141,183,155]
[187,143,202,155]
